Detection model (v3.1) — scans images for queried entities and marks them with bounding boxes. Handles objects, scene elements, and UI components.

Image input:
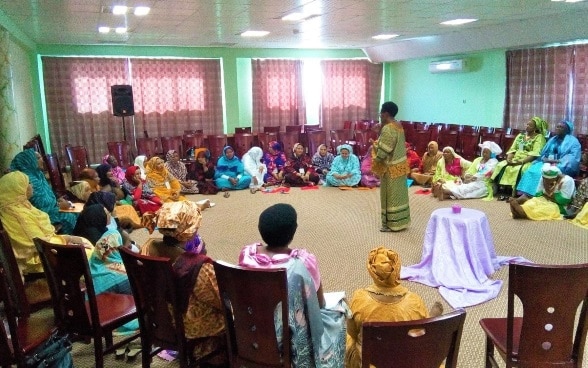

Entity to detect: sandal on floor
[380,227,393,232]
[250,188,257,194]
[115,346,128,360]
[126,344,142,361]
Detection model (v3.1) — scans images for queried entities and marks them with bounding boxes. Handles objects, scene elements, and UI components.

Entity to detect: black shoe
[564,207,579,219]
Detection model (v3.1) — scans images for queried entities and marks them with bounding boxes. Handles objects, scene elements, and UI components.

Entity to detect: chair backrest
[256,132,279,152]
[44,153,68,197]
[263,126,281,133]
[207,134,228,163]
[234,127,252,134]
[330,129,353,153]
[278,131,300,157]
[213,260,290,368]
[412,130,432,156]
[306,130,327,156]
[135,137,159,159]
[23,134,47,157]
[362,309,467,368]
[107,141,133,169]
[285,125,302,133]
[0,226,31,317]
[118,247,189,361]
[437,130,459,151]
[458,132,480,161]
[353,130,371,159]
[182,133,205,156]
[505,261,588,367]
[64,144,90,181]
[233,133,255,158]
[0,265,27,367]
[33,238,99,337]
[160,136,184,157]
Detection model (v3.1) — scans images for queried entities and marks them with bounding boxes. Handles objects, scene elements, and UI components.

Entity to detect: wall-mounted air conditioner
[428,59,467,73]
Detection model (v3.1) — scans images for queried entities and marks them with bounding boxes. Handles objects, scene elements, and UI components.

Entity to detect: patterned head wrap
[269,141,282,152]
[155,201,202,242]
[165,150,179,162]
[531,117,549,137]
[365,247,408,296]
[102,154,116,166]
[69,181,91,202]
[541,163,561,179]
[292,143,302,154]
[316,144,327,156]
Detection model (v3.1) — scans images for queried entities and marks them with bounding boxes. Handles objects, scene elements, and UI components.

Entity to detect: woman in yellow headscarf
[345,247,443,368]
[145,156,186,202]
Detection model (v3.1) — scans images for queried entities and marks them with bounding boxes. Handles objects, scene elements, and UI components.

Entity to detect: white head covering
[134,155,147,180]
[541,163,561,179]
[478,141,502,155]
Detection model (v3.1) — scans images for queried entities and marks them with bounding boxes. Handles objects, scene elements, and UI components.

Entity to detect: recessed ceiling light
[134,6,150,16]
[441,18,478,26]
[115,27,127,34]
[240,30,270,37]
[98,26,110,33]
[112,5,128,15]
[282,12,306,21]
[372,34,399,40]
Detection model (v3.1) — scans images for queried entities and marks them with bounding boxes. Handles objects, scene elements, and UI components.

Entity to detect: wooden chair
[234,127,252,134]
[233,133,255,158]
[343,120,354,130]
[355,120,370,131]
[106,141,133,169]
[278,131,300,157]
[23,134,47,157]
[64,144,90,181]
[263,126,281,133]
[285,125,302,133]
[437,130,459,151]
[401,121,417,147]
[44,153,68,197]
[256,132,279,152]
[34,238,139,368]
[479,261,588,368]
[184,129,203,135]
[119,247,219,368]
[182,133,205,156]
[303,124,321,133]
[306,130,327,156]
[412,130,433,156]
[499,133,517,159]
[0,226,51,316]
[353,130,371,159]
[458,131,480,161]
[135,137,159,159]
[428,124,442,142]
[213,260,290,368]
[207,134,228,163]
[160,136,184,156]
[330,129,355,153]
[0,265,57,368]
[362,309,467,368]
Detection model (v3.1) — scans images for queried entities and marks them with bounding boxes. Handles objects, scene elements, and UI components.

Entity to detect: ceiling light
[372,34,399,40]
[98,26,110,33]
[240,30,269,37]
[552,0,585,2]
[441,18,478,26]
[115,27,127,34]
[112,5,128,15]
[282,12,306,21]
[134,6,150,16]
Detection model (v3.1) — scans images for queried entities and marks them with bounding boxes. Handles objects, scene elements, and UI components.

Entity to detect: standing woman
[192,148,219,195]
[10,149,78,234]
[214,146,251,191]
[242,146,267,193]
[284,143,320,187]
[372,102,411,232]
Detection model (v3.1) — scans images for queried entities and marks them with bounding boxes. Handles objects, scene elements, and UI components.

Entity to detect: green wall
[386,51,506,128]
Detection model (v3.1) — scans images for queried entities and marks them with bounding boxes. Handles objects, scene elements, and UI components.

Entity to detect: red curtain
[42,57,223,164]
[252,59,306,132]
[505,45,588,134]
[320,60,382,133]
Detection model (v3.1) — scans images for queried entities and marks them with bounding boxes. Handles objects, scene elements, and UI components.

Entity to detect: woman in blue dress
[325,144,361,187]
[214,146,251,191]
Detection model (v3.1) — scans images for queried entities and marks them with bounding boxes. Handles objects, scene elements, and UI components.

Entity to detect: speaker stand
[121,116,127,141]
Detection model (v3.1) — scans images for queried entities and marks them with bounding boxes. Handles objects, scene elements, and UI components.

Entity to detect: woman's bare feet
[195,199,215,210]
[429,301,443,317]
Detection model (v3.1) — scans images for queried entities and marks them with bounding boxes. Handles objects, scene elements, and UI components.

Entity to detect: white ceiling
[1,0,587,62]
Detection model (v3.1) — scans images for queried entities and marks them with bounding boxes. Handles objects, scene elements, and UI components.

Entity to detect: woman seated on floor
[409,141,442,187]
[516,120,581,198]
[346,247,443,368]
[311,144,334,181]
[96,163,128,202]
[145,156,186,202]
[141,201,227,364]
[508,163,575,221]
[360,146,380,188]
[121,165,163,215]
[78,167,101,192]
[165,150,199,194]
[68,180,93,203]
[10,149,78,234]
[238,203,347,367]
[242,146,267,193]
[214,146,251,191]
[284,143,320,187]
[192,148,219,195]
[440,141,502,200]
[431,146,471,199]
[263,141,287,186]
[102,154,126,184]
[405,142,422,174]
[134,155,148,180]
[492,117,548,199]
[0,171,91,279]
[568,177,588,228]
[325,144,361,187]
[85,191,136,246]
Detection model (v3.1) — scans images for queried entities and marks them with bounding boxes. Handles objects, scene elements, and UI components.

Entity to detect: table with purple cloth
[400,207,526,308]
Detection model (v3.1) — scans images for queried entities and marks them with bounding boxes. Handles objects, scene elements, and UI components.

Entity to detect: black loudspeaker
[111,85,135,117]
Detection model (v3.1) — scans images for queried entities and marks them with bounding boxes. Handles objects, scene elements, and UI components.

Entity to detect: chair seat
[480,317,523,358]
[15,312,57,354]
[86,293,137,328]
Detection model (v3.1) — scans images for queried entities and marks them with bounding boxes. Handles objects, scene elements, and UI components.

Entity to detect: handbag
[24,331,73,368]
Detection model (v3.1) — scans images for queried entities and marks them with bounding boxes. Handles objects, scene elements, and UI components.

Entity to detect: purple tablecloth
[400,207,527,308]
